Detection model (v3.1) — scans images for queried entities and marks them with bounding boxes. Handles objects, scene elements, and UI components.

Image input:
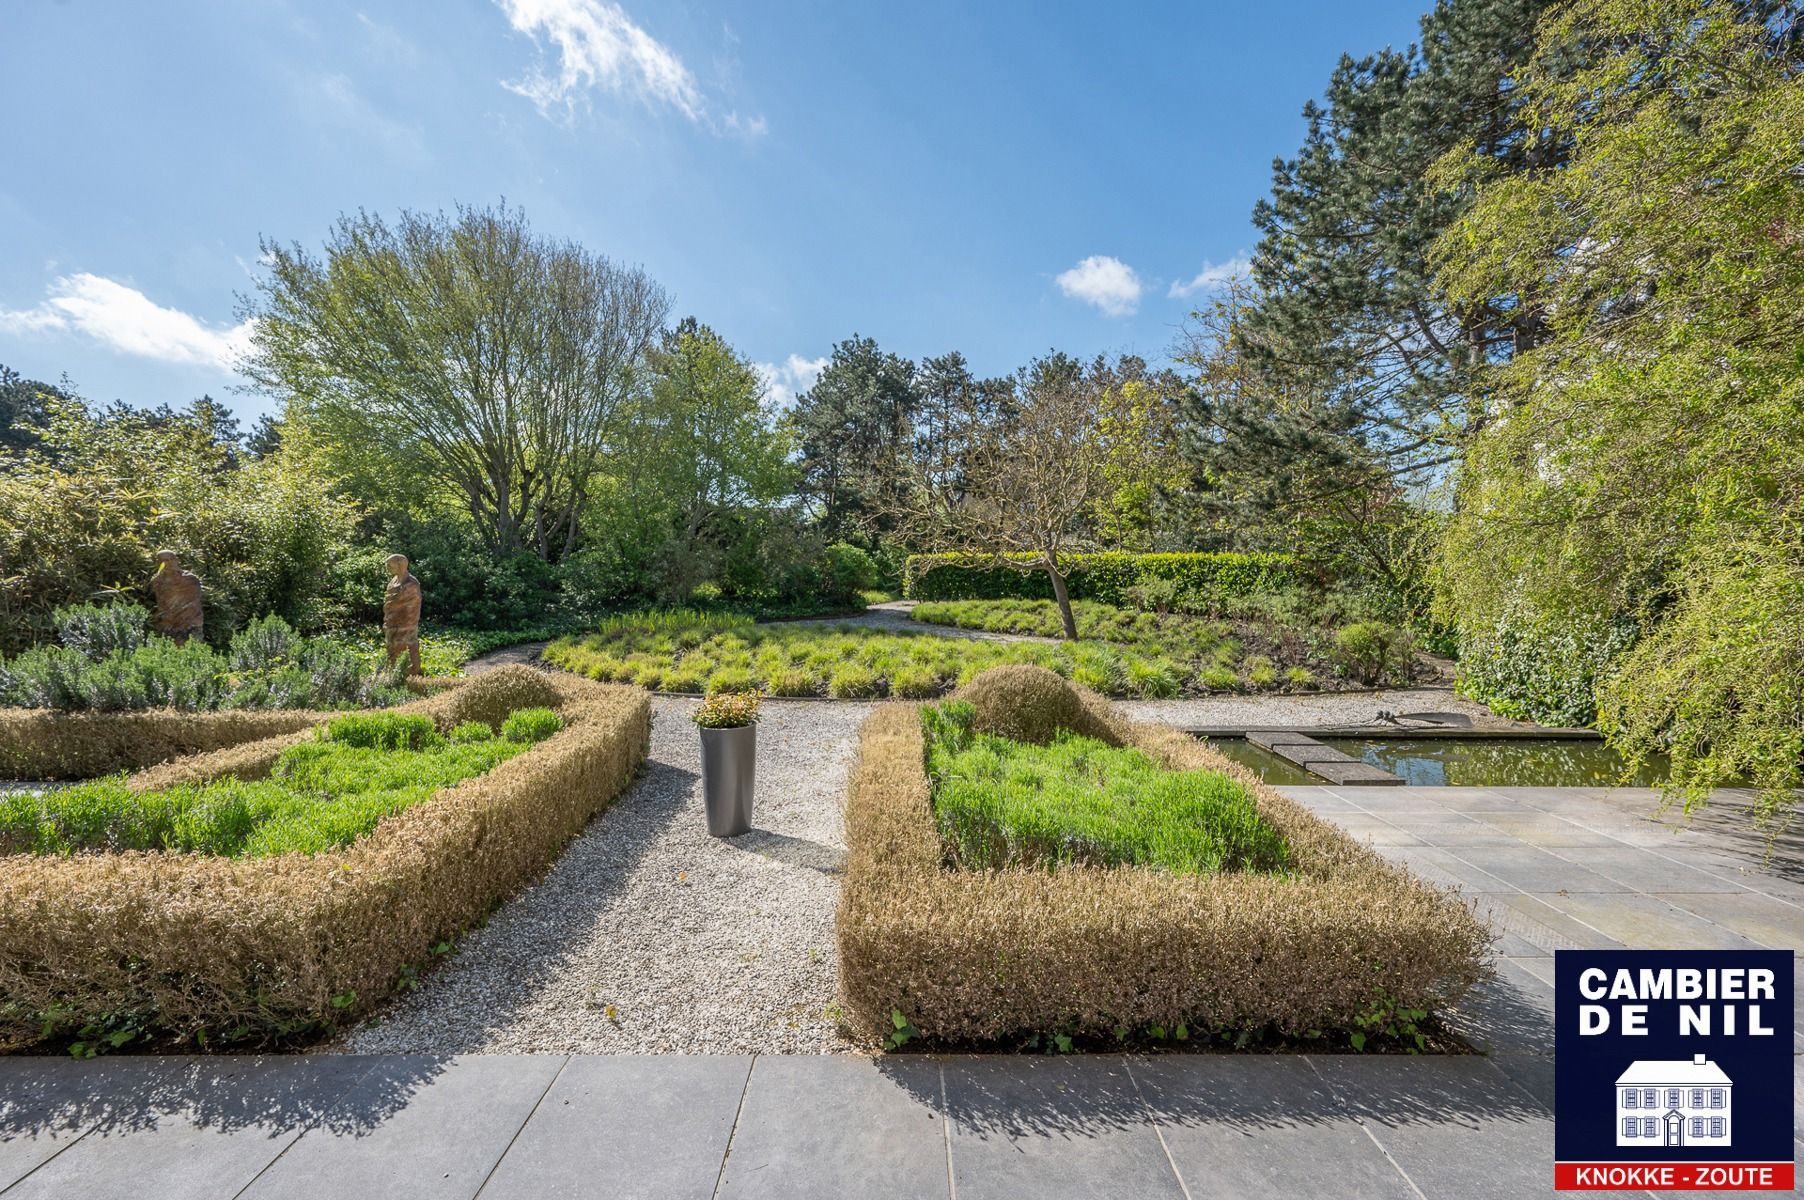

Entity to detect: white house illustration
[1615,1055,1732,1147]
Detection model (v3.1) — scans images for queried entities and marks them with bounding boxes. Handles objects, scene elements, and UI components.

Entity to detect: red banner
[1555,1162,1795,1190]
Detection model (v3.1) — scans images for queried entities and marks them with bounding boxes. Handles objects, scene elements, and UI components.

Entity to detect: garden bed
[0,666,650,1052]
[542,604,1408,700]
[835,668,1487,1051]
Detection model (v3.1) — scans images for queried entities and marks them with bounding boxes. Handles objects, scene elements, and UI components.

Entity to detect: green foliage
[820,542,879,602]
[324,712,439,751]
[0,615,406,712]
[693,690,761,728]
[921,701,1291,874]
[0,396,362,652]
[904,551,1292,605]
[500,707,563,744]
[1330,622,1414,686]
[1454,602,1635,726]
[0,721,529,857]
[1430,0,1804,822]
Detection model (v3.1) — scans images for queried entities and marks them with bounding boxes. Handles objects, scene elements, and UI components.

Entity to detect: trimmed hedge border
[0,709,329,781]
[901,551,1294,604]
[0,666,650,1049]
[835,689,1487,1046]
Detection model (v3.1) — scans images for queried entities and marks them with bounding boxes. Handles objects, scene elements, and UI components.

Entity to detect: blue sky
[0,0,1429,421]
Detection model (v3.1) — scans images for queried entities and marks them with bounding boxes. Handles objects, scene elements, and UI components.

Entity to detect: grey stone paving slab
[1443,957,1555,1059]
[1482,893,1627,950]
[1525,891,1768,951]
[3,1056,374,1200]
[480,1055,749,1200]
[1473,813,1624,847]
[1444,845,1627,893]
[716,1055,948,1200]
[1557,845,1751,894]
[1307,1057,1562,1200]
[1657,891,1804,950]
[941,1056,1184,1200]
[1424,788,1533,812]
[239,1054,562,1200]
[0,1058,178,1192]
[1128,1056,1415,1199]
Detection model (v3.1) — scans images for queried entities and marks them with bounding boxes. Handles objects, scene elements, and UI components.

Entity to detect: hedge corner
[834,688,1488,1048]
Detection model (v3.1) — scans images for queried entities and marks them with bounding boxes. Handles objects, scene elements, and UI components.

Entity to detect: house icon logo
[1615,1054,1732,1148]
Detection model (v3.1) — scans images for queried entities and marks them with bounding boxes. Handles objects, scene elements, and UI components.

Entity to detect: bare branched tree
[899,355,1117,640]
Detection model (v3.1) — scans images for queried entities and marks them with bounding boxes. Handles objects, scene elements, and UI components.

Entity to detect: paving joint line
[709,1053,757,1200]
[227,1056,392,1200]
[1120,1055,1193,1200]
[938,1059,956,1200]
[473,1054,571,1199]
[1300,1054,1427,1200]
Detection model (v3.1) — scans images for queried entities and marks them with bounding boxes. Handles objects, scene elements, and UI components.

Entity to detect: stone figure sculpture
[149,549,204,644]
[383,553,423,677]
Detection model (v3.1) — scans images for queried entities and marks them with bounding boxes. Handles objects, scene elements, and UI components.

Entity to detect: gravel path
[1117,687,1523,731]
[334,696,869,1055]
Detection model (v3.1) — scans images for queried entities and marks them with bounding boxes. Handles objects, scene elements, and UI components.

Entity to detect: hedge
[0,666,650,1049]
[902,551,1293,604]
[835,686,1486,1046]
[0,708,327,780]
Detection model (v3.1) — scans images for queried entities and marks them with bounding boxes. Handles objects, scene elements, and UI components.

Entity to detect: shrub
[1124,657,1180,699]
[903,551,1293,604]
[889,666,943,700]
[766,668,816,697]
[828,664,884,699]
[1195,665,1240,692]
[53,603,148,660]
[0,669,650,1048]
[1332,621,1414,686]
[449,720,493,743]
[441,665,562,730]
[835,693,1488,1047]
[501,707,564,744]
[820,542,879,602]
[955,664,1089,745]
[694,691,761,728]
[1285,666,1315,689]
[1456,601,1636,726]
[1242,656,1278,688]
[705,667,757,695]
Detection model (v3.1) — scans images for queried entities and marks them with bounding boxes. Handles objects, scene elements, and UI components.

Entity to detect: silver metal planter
[698,724,756,837]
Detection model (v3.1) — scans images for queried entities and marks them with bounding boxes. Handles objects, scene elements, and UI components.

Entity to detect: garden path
[332,696,868,1055]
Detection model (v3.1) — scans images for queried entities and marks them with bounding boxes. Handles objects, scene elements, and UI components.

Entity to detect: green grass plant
[920,701,1290,874]
[0,708,563,858]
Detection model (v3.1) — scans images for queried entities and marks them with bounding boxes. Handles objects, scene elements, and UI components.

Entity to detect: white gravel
[332,696,870,1055]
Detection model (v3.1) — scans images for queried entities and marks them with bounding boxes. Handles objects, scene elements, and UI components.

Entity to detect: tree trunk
[1043,550,1079,641]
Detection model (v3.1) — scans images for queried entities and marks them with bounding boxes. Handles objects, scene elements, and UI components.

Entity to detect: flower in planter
[693,690,761,729]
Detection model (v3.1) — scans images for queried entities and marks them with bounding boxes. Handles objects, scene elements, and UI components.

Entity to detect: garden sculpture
[383,553,423,676]
[149,549,204,644]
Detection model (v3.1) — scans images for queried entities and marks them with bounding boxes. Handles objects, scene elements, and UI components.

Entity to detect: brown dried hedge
[0,666,650,1049]
[0,708,326,780]
[835,686,1487,1046]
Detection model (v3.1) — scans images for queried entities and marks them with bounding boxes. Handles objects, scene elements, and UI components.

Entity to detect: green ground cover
[544,609,1225,699]
[921,700,1290,874]
[0,708,561,857]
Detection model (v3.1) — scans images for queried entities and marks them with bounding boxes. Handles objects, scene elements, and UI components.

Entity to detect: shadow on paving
[872,1049,1547,1141]
[1613,789,1803,881]
[0,1054,450,1139]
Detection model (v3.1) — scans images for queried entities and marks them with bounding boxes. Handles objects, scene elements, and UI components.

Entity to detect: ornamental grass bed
[0,666,649,1052]
[835,666,1488,1051]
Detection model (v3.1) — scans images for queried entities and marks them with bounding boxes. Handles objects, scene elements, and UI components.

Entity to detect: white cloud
[495,0,706,121]
[1055,255,1143,317]
[755,353,828,408]
[0,274,254,371]
[1169,253,1251,299]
